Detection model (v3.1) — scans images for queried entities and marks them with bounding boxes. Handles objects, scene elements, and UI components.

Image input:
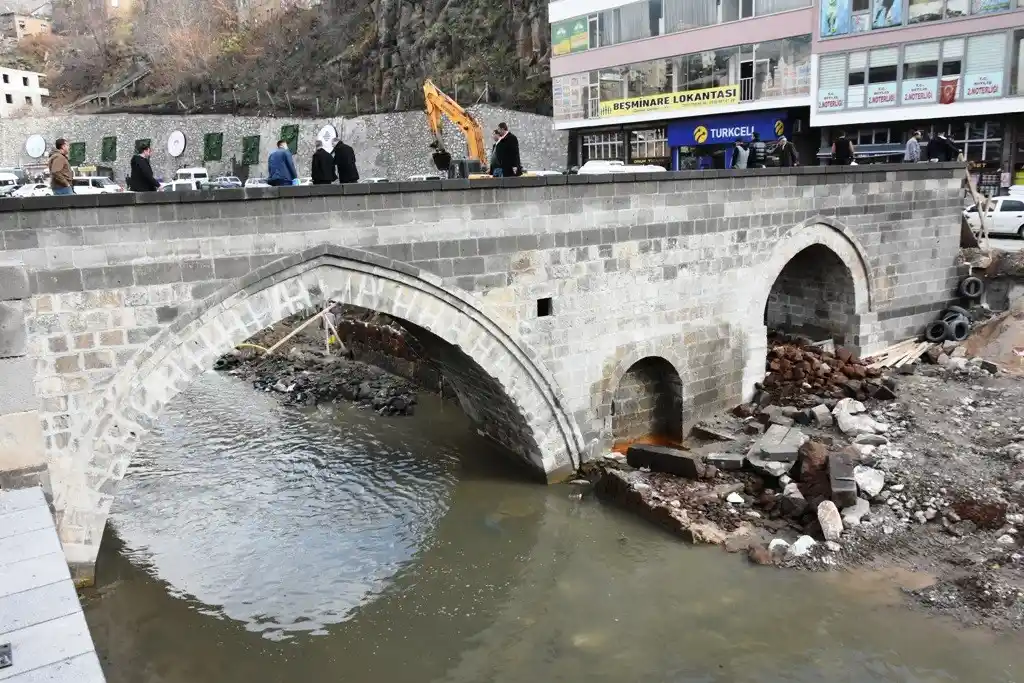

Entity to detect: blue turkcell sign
[667,111,788,147]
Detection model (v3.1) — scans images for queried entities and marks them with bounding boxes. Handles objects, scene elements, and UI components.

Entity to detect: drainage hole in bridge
[537,298,553,318]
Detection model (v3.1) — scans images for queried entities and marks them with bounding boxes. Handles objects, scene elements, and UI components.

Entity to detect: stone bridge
[0,162,964,582]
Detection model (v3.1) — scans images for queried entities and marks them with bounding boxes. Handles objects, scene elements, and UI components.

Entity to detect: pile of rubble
[760,336,891,405]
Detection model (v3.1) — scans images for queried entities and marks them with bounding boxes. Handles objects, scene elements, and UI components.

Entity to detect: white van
[577,160,667,175]
[174,167,209,184]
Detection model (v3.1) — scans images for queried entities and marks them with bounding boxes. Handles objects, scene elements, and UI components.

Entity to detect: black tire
[958,276,984,298]
[945,318,970,342]
[942,305,972,322]
[925,320,948,343]
[1018,224,1024,240]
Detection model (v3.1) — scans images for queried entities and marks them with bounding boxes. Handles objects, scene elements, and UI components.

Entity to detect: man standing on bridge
[267,139,298,187]
[128,141,159,192]
[748,132,767,169]
[310,140,336,185]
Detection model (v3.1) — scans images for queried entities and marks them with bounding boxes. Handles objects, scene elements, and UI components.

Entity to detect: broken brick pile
[761,337,896,405]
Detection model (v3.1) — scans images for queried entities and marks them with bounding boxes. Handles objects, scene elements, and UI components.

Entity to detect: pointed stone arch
[57,245,584,581]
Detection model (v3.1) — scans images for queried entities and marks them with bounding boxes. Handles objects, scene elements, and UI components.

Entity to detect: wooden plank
[865,338,917,361]
[896,342,933,367]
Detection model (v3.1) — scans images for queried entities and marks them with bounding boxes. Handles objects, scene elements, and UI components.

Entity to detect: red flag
[939,76,958,105]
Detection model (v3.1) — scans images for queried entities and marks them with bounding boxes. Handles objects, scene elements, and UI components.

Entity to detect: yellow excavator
[422,79,492,179]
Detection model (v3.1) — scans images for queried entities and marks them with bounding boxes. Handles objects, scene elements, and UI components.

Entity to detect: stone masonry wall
[765,244,858,344]
[0,106,567,183]
[0,163,966,563]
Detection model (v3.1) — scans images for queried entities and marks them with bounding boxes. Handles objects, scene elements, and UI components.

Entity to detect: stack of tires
[924,276,984,343]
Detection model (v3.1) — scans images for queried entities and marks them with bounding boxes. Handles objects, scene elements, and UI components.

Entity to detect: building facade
[548,0,1024,184]
[0,12,52,38]
[0,67,49,118]
[812,0,1024,189]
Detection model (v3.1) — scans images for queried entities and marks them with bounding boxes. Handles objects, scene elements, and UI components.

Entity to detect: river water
[82,372,1024,683]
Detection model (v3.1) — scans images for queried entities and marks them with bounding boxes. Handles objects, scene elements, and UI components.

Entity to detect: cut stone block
[757,424,807,462]
[626,444,704,479]
[706,452,745,471]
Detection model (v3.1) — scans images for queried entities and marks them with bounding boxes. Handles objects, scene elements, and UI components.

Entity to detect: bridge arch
[57,245,584,580]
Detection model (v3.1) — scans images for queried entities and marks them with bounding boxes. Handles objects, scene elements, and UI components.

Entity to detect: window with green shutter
[101,136,117,162]
[203,132,224,162]
[241,135,261,166]
[68,142,86,166]
[280,125,298,154]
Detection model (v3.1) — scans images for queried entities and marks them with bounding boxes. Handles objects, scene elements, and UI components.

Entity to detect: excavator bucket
[432,151,452,172]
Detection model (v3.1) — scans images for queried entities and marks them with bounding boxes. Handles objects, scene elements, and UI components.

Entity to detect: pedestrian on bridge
[310,140,336,185]
[267,140,298,187]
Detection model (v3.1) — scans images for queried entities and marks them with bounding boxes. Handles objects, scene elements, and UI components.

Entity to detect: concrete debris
[706,452,745,471]
[853,465,886,498]
[833,398,889,436]
[726,492,745,505]
[817,500,844,541]
[756,424,807,462]
[825,540,842,553]
[829,453,859,508]
[853,433,889,446]
[787,535,817,558]
[780,482,808,517]
[841,498,871,526]
[811,404,834,427]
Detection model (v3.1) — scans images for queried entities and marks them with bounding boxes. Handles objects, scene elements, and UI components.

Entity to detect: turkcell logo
[694,124,757,142]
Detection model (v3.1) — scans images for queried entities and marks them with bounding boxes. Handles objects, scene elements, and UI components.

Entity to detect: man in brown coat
[48,138,73,195]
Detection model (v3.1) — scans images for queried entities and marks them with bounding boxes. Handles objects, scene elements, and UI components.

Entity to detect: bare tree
[134,0,237,88]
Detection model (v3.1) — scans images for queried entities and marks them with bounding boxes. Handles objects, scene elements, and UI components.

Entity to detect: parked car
[72,176,124,194]
[361,177,390,184]
[11,183,52,197]
[244,177,269,188]
[0,172,19,196]
[407,173,444,181]
[964,197,1024,239]
[159,179,202,192]
[214,176,243,188]
[174,167,210,184]
[0,167,29,185]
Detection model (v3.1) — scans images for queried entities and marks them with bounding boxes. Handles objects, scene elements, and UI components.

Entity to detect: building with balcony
[549,0,816,169]
[811,0,1024,187]
[0,67,49,117]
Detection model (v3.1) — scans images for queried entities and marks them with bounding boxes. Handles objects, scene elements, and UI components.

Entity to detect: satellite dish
[317,124,338,150]
[25,134,46,159]
[167,130,186,158]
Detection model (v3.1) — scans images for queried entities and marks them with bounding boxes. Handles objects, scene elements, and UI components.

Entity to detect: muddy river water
[82,372,1024,683]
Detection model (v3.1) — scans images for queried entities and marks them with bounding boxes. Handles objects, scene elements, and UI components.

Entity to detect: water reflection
[83,373,1024,683]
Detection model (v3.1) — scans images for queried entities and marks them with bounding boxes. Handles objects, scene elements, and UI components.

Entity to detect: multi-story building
[548,0,1024,184]
[548,0,817,170]
[811,0,1023,188]
[0,11,51,37]
[0,67,49,117]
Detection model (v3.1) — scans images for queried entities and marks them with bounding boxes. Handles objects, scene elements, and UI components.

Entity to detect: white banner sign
[963,71,1003,100]
[866,82,897,107]
[816,88,845,111]
[901,78,937,105]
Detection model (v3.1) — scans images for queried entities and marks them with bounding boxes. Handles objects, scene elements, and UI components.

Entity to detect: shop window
[581,132,625,164]
[904,43,939,80]
[856,129,891,145]
[848,51,868,108]
[964,32,1006,101]
[848,72,865,86]
[630,128,668,163]
[866,48,898,108]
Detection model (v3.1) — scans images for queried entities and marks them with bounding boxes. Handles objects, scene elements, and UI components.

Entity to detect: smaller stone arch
[609,356,685,451]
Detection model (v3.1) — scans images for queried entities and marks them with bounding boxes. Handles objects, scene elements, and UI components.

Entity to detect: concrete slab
[0,506,54,540]
[0,528,62,567]
[0,554,71,599]
[0,488,105,683]
[0,581,81,633]
[757,425,807,463]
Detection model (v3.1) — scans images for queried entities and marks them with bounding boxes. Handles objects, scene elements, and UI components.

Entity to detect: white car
[175,167,209,184]
[214,176,242,188]
[964,197,1024,239]
[244,178,270,188]
[407,173,444,181]
[361,177,390,183]
[11,183,52,198]
[159,179,202,192]
[72,176,124,194]
[577,160,667,175]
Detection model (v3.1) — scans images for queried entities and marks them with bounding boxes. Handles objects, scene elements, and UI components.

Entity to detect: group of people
[730,132,800,169]
[488,122,522,177]
[268,137,360,186]
[827,129,963,165]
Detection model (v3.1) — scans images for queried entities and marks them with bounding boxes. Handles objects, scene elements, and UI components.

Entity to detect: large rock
[747,451,794,478]
[817,500,844,541]
[706,452,745,471]
[828,453,858,508]
[780,482,808,517]
[811,404,833,428]
[626,444,704,479]
[757,425,807,462]
[832,398,888,436]
[853,465,885,498]
[841,498,871,526]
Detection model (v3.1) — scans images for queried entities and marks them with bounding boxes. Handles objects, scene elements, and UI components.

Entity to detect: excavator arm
[423,79,488,172]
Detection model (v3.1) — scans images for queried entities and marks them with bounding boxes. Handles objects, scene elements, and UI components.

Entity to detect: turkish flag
[940,76,959,105]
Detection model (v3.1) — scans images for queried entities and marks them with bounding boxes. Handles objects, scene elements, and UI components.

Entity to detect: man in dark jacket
[926,132,960,162]
[310,140,336,185]
[332,137,359,184]
[267,139,298,186]
[747,132,767,168]
[493,122,522,177]
[831,130,854,165]
[777,135,799,167]
[128,141,159,191]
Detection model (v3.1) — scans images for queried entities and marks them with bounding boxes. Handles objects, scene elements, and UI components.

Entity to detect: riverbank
[581,333,1024,631]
